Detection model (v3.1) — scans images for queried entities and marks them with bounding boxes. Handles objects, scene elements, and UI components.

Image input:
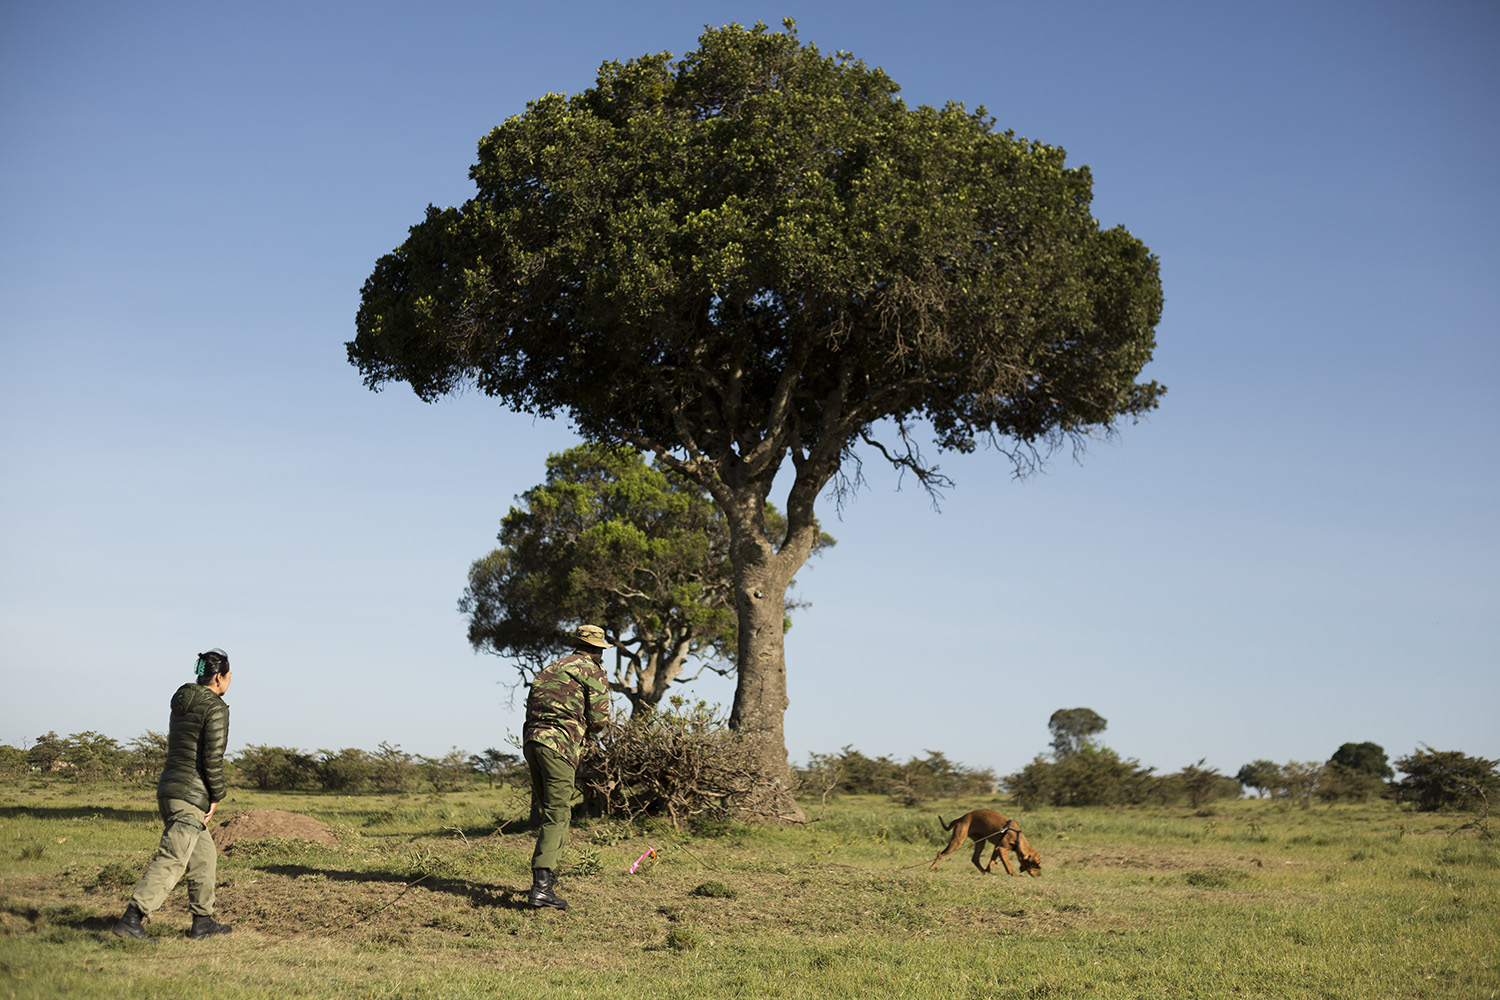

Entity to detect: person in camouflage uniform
[113,648,235,941]
[523,623,612,909]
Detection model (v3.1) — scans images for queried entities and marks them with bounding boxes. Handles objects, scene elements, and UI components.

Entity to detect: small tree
[1235,760,1281,798]
[468,748,523,789]
[1271,760,1324,806]
[1005,746,1156,808]
[822,746,901,795]
[234,745,317,790]
[418,748,472,794]
[371,742,418,794]
[28,732,67,774]
[461,443,831,715]
[1174,759,1239,809]
[126,731,169,783]
[1394,746,1499,814]
[1004,755,1057,811]
[0,745,30,781]
[1329,741,1394,781]
[315,748,373,793]
[63,732,125,783]
[1048,708,1108,758]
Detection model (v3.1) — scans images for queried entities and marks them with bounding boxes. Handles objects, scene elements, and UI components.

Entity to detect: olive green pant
[524,742,576,871]
[129,798,218,916]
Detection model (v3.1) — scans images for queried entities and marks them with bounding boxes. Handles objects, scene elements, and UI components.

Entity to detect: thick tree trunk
[728,554,804,822]
[715,470,828,825]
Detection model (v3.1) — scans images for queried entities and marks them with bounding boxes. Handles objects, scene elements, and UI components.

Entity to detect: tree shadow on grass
[252,864,533,910]
[0,805,159,824]
[1,900,120,935]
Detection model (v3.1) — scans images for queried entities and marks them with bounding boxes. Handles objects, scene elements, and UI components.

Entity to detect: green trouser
[524,741,576,871]
[130,798,218,917]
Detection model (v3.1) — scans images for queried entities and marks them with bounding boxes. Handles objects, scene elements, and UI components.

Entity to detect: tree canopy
[459,443,832,715]
[1395,746,1499,813]
[1328,741,1393,781]
[1048,707,1108,758]
[348,20,1165,819]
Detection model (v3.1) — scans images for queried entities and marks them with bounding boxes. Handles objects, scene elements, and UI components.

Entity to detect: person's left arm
[582,663,610,734]
[200,699,230,809]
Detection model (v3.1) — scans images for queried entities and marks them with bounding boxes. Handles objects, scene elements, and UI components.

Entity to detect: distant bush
[10,731,165,785]
[1154,760,1243,808]
[1395,746,1499,814]
[1005,746,1160,809]
[235,745,318,790]
[0,745,29,781]
[795,746,996,808]
[314,747,373,792]
[468,748,526,789]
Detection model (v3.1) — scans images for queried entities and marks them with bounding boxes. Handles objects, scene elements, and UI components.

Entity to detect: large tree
[348,21,1165,820]
[459,442,832,716]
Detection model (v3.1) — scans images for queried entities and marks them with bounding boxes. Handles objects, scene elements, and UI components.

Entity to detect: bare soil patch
[211,809,337,852]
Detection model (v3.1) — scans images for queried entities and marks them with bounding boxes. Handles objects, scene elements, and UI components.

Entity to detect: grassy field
[0,781,1494,999]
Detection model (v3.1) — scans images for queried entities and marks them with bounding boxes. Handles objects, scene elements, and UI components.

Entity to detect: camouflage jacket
[523,652,610,768]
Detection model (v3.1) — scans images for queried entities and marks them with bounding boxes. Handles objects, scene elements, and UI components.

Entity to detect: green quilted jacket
[155,683,230,810]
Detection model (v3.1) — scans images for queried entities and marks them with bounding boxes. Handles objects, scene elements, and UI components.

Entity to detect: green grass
[0,782,1495,998]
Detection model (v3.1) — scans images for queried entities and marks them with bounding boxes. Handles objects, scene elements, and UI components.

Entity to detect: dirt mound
[211,809,338,852]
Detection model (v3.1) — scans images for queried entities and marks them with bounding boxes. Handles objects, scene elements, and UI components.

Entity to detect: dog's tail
[939,815,957,831]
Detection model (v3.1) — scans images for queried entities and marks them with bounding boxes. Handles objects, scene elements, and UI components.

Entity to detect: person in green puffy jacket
[113,648,235,941]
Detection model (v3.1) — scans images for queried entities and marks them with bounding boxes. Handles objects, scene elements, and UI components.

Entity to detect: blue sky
[2,0,1495,783]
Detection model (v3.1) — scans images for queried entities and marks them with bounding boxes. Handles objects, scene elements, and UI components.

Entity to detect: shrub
[1394,746,1499,813]
[1155,761,1242,808]
[417,748,472,793]
[371,742,419,794]
[234,745,318,790]
[577,698,759,827]
[0,744,30,781]
[315,747,373,792]
[690,881,738,899]
[794,745,996,807]
[1005,747,1158,809]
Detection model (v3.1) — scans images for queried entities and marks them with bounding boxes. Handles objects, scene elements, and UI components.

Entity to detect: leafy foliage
[226,743,497,794]
[1159,759,1242,809]
[467,748,525,789]
[1235,759,1281,798]
[1005,709,1240,809]
[1005,746,1160,809]
[347,20,1166,814]
[314,748,373,792]
[1395,746,1499,813]
[1329,741,1394,780]
[235,744,319,791]
[1048,708,1108,758]
[0,744,30,780]
[15,731,158,784]
[460,443,831,714]
[795,746,996,807]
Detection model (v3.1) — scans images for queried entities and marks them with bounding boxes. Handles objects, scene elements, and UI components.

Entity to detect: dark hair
[194,648,230,683]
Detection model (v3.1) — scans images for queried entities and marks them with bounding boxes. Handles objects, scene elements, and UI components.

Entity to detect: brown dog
[928,809,1042,877]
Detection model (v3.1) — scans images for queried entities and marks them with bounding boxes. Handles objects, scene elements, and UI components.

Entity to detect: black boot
[529,868,568,910]
[112,903,150,940]
[188,913,232,940]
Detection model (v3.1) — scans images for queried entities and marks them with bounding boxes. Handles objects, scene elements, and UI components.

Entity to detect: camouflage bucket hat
[573,624,611,648]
